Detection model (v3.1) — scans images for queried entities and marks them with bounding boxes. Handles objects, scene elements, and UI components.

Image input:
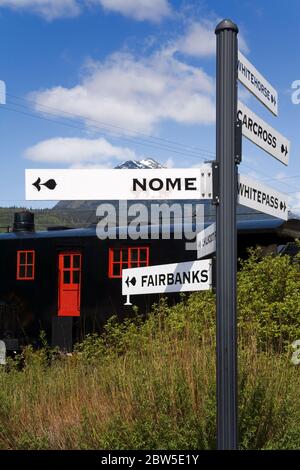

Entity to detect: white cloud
[175,20,249,58]
[0,0,80,20]
[0,0,171,21]
[93,0,172,22]
[176,21,215,58]
[30,50,215,135]
[25,136,137,167]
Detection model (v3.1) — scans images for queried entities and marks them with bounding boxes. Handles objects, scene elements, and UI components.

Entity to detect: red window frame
[108,247,150,278]
[17,250,35,280]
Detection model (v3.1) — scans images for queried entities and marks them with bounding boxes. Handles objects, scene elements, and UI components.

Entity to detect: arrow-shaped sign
[238,51,278,116]
[25,167,213,201]
[238,101,290,166]
[238,174,288,220]
[122,259,212,296]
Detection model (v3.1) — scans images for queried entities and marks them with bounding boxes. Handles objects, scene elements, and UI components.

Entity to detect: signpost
[215,19,239,450]
[238,101,290,165]
[25,167,213,201]
[122,259,212,297]
[197,223,216,259]
[238,51,278,115]
[238,174,288,220]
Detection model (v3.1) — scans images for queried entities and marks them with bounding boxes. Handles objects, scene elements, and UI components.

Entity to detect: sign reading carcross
[238,51,278,116]
[238,101,290,165]
[122,259,212,296]
[25,167,213,201]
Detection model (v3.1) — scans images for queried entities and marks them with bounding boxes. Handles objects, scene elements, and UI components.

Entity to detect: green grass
[1,250,300,449]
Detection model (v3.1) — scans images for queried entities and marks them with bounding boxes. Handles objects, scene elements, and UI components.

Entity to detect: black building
[0,209,299,351]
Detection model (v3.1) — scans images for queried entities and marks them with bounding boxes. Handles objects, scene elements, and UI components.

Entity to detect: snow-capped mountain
[115,158,164,169]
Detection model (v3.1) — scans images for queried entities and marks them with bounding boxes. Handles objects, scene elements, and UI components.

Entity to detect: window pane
[73,255,80,268]
[140,249,147,262]
[64,256,71,268]
[121,262,129,270]
[113,249,120,262]
[113,264,121,277]
[27,266,33,278]
[73,270,80,284]
[121,249,128,261]
[27,252,33,264]
[19,266,26,278]
[63,271,71,284]
[19,252,26,265]
[131,262,138,268]
[130,249,138,262]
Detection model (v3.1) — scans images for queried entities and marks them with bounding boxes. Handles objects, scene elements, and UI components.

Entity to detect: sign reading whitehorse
[238,101,290,165]
[238,51,278,115]
[25,167,213,201]
[122,259,212,296]
[238,174,288,220]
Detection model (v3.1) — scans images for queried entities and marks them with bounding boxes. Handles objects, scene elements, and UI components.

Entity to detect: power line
[7,93,216,158]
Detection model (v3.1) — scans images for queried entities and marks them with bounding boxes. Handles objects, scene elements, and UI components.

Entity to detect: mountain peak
[115,158,163,169]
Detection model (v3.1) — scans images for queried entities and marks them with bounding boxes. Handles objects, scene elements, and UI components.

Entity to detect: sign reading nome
[25,167,213,201]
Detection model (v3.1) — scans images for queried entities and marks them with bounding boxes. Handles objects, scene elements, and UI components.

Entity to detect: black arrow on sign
[125,276,136,287]
[33,178,57,192]
[280,201,287,212]
[281,144,288,156]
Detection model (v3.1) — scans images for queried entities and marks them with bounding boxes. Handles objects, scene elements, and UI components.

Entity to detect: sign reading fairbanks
[122,259,212,296]
[25,167,213,201]
[238,174,288,220]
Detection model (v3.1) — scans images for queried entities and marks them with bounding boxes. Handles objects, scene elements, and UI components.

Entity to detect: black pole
[215,19,239,450]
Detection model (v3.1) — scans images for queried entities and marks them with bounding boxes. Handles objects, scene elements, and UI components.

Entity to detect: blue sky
[0,0,300,211]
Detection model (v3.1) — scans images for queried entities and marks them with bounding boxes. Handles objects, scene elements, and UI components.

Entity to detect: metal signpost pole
[215,19,239,450]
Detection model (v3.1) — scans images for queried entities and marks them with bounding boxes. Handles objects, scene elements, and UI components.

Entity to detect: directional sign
[25,167,213,201]
[238,101,290,165]
[238,174,288,220]
[197,223,216,259]
[238,51,278,116]
[122,259,212,296]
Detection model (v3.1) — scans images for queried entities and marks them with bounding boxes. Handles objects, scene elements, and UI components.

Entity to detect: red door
[58,252,81,317]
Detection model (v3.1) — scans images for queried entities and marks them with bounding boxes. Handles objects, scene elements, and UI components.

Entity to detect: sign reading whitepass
[238,51,278,115]
[122,259,212,296]
[25,167,213,201]
[238,174,288,220]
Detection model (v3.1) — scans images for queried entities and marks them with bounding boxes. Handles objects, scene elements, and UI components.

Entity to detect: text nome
[132,177,198,192]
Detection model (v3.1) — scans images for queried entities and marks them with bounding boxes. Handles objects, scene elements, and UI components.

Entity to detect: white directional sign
[238,174,288,220]
[238,101,290,165]
[238,51,278,116]
[122,259,212,296]
[25,167,213,201]
[197,223,216,259]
